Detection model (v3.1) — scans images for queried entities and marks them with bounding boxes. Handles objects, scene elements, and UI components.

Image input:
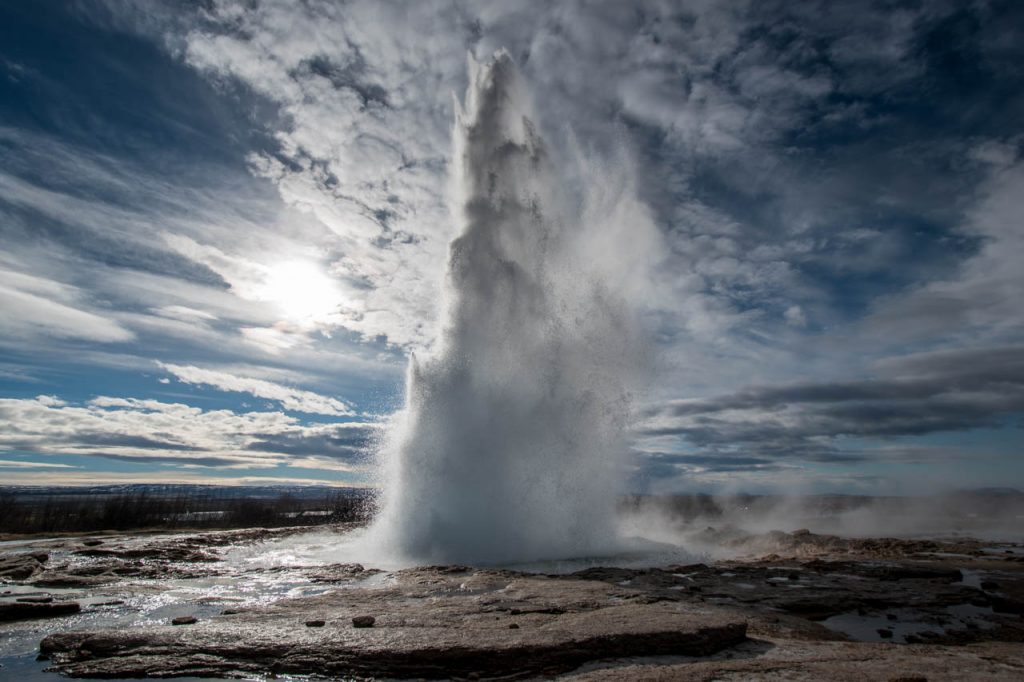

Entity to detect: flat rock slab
[40,568,747,679]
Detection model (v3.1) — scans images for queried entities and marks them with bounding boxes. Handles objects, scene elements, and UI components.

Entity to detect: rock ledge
[40,570,747,679]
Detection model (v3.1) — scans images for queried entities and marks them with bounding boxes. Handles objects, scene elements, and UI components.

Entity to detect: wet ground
[2,524,1023,680]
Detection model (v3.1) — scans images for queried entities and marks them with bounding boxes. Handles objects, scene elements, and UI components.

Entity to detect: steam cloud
[367,52,657,564]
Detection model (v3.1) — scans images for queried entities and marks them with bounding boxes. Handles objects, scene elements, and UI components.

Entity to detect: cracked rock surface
[39,569,748,679]
[1,526,1023,680]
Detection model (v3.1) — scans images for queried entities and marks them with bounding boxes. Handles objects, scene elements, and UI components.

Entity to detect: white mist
[367,51,657,565]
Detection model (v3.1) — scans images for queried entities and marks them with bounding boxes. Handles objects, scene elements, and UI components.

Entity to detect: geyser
[370,51,648,565]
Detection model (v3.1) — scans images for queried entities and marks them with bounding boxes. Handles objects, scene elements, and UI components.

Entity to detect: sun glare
[263,261,341,323]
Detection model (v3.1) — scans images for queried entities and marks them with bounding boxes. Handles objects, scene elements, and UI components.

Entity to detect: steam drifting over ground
[620,490,1024,561]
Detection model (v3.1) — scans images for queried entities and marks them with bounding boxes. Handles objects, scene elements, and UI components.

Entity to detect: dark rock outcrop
[0,600,80,622]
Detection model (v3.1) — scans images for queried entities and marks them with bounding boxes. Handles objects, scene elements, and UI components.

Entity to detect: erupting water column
[371,51,638,565]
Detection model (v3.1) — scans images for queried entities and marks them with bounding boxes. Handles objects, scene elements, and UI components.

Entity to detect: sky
[0,0,1022,493]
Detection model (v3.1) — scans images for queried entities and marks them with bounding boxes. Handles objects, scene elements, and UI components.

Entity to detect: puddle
[926,551,974,559]
[981,546,1018,556]
[822,602,999,644]
[960,569,984,589]
[944,602,999,633]
[822,610,944,643]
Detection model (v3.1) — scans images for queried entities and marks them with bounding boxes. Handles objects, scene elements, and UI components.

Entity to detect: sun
[262,261,341,323]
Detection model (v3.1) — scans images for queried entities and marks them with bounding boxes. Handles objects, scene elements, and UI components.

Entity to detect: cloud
[153,305,217,322]
[137,0,823,373]
[0,395,378,469]
[0,128,232,289]
[0,459,77,469]
[174,0,462,348]
[864,150,1024,345]
[0,121,403,388]
[158,362,354,416]
[635,452,790,479]
[11,0,1013,366]
[0,265,134,344]
[783,305,807,328]
[639,344,1024,461]
[3,1,1024,492]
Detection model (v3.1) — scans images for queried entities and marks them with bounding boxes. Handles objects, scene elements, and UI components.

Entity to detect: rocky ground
[1,525,1023,680]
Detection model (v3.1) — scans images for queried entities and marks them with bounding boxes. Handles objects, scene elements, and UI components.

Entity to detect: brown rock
[40,570,748,679]
[351,615,375,628]
[0,552,48,580]
[30,573,113,589]
[171,616,197,626]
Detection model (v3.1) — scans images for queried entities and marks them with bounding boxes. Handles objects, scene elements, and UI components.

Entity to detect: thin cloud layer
[158,363,354,416]
[0,264,134,344]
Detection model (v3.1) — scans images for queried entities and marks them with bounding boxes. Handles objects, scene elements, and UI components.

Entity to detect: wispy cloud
[0,265,134,344]
[0,459,77,469]
[158,362,354,416]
